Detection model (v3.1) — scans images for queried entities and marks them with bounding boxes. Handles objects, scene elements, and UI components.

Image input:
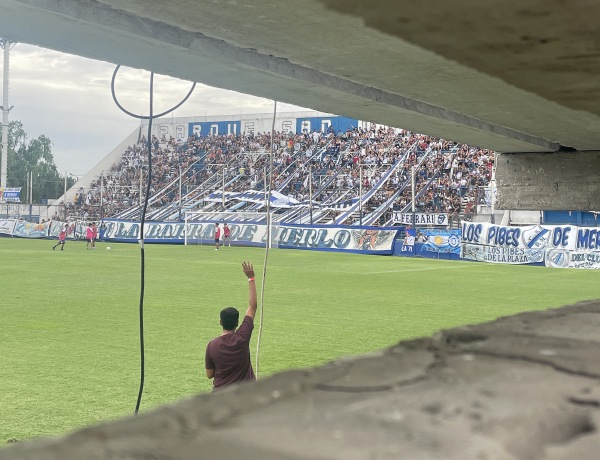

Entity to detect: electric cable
[110,65,195,414]
[134,71,153,416]
[255,100,277,379]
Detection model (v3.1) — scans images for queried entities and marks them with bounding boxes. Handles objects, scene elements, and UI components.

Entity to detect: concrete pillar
[496,151,600,210]
[0,39,12,189]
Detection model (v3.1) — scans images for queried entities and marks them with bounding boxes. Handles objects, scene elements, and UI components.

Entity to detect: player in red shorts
[223,223,231,247]
[85,223,94,250]
[52,224,68,251]
[214,223,221,250]
[91,222,98,250]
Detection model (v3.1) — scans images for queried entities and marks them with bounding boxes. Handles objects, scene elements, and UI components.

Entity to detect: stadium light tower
[0,38,16,189]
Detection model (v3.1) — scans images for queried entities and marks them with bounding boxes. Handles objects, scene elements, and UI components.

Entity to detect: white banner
[460,224,600,269]
[392,212,448,226]
[461,243,545,264]
[204,190,299,208]
[102,220,399,253]
[277,225,398,253]
[461,222,580,250]
[0,219,16,235]
[545,249,600,269]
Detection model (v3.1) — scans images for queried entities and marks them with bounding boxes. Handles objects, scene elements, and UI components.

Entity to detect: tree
[0,120,75,203]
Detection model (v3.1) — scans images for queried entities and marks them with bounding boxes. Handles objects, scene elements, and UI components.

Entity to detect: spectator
[205,261,257,391]
[67,124,493,226]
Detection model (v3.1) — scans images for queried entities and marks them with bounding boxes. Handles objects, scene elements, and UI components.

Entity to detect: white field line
[364,265,475,275]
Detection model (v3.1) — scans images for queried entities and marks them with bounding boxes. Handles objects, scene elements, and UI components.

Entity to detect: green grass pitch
[1,237,598,443]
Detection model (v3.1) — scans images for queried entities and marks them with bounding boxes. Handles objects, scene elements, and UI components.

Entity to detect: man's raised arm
[242,261,257,319]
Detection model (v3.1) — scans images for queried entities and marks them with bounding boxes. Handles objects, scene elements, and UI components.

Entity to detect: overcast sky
[2,43,308,178]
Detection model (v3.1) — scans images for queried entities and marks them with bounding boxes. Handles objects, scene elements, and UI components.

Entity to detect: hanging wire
[111,66,196,120]
[255,100,277,378]
[110,65,195,414]
[132,71,154,415]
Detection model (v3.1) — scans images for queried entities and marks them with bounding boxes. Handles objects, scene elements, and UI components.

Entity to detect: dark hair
[220,307,239,331]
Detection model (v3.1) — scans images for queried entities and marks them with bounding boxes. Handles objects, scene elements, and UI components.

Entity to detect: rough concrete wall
[3,1,600,152]
[496,151,600,210]
[320,0,600,119]
[2,301,600,459]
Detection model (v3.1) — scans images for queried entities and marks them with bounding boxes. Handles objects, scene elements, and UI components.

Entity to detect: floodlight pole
[29,170,33,221]
[63,171,68,220]
[1,38,16,189]
[24,170,33,221]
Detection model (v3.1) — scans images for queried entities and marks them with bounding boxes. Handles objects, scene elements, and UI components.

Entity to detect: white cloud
[2,43,308,175]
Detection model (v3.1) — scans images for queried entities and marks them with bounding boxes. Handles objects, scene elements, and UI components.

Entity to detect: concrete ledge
[496,151,600,210]
[3,1,600,152]
[3,301,600,459]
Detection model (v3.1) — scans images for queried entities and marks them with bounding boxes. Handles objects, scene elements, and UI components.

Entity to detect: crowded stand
[57,124,493,226]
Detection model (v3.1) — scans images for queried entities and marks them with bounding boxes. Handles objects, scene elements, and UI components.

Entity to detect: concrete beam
[2,300,600,459]
[320,0,600,118]
[496,151,600,210]
[1,0,600,152]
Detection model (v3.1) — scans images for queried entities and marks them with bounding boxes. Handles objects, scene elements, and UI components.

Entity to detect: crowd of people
[57,124,494,225]
[277,125,492,224]
[384,142,493,219]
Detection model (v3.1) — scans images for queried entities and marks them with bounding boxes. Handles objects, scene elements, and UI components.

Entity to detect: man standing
[205,261,257,390]
[85,223,94,250]
[52,224,68,251]
[223,223,231,247]
[91,222,98,250]
[214,223,221,250]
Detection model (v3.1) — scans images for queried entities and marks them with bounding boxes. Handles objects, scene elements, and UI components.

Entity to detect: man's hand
[242,261,255,279]
[242,261,258,319]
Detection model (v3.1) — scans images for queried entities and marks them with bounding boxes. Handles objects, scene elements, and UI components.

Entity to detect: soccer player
[91,222,98,250]
[205,261,257,390]
[223,223,231,247]
[52,224,68,251]
[86,223,94,250]
[214,223,221,250]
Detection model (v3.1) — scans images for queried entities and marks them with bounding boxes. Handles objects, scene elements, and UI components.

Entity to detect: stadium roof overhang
[1,0,599,155]
[2,1,600,209]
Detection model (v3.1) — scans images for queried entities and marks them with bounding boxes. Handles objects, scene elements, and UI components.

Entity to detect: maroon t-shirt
[205,316,255,389]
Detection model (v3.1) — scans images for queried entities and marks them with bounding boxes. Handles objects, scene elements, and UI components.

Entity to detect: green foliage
[0,121,75,202]
[1,239,599,444]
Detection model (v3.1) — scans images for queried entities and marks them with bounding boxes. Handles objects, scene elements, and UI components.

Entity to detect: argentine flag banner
[420,229,461,254]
